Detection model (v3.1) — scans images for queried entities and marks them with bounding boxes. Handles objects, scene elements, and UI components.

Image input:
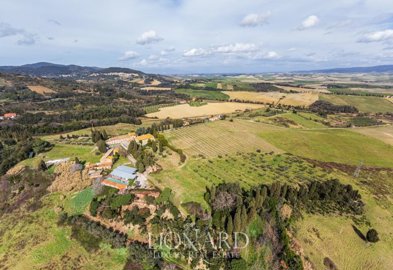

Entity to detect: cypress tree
[234,207,241,232]
[210,185,216,202]
[241,205,248,230]
[226,215,233,238]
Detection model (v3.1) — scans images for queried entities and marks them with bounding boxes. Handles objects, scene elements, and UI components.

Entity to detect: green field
[320,94,393,113]
[65,188,95,215]
[269,112,326,128]
[260,128,393,168]
[21,143,100,167]
[166,120,282,158]
[174,88,229,100]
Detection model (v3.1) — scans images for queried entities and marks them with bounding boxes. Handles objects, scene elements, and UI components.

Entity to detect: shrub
[110,194,134,209]
[366,229,379,243]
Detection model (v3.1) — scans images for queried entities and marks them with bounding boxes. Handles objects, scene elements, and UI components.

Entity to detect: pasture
[259,128,393,168]
[296,168,393,270]
[223,91,318,106]
[165,119,281,157]
[320,94,393,113]
[268,112,326,128]
[146,102,264,119]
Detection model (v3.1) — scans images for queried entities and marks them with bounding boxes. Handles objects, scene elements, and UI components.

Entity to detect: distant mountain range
[1,62,393,76]
[298,65,393,74]
[0,62,145,77]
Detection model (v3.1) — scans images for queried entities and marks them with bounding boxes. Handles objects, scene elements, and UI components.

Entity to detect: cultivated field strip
[166,120,282,157]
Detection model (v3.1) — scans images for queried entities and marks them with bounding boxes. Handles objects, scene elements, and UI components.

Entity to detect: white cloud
[359,29,393,43]
[139,59,148,65]
[136,30,163,45]
[253,51,280,60]
[183,48,209,57]
[215,43,258,53]
[17,33,36,45]
[298,15,320,30]
[240,12,271,27]
[48,19,61,26]
[160,47,175,55]
[0,22,36,45]
[119,50,139,61]
[265,51,279,59]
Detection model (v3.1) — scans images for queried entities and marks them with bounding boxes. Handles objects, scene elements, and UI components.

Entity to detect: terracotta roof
[101,179,127,190]
[4,113,16,118]
[136,134,155,141]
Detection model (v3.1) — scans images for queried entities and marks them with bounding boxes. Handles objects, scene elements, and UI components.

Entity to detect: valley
[1,65,393,270]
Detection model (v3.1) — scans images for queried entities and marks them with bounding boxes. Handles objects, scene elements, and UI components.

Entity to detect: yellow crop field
[276,85,329,93]
[27,85,56,94]
[141,87,171,91]
[146,102,264,119]
[223,91,318,106]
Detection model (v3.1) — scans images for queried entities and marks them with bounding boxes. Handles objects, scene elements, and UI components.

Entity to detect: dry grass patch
[223,91,318,107]
[276,85,329,94]
[141,86,171,91]
[352,125,393,146]
[27,85,56,95]
[146,102,264,119]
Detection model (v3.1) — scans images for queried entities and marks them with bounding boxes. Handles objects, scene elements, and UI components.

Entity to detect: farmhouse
[101,165,137,191]
[209,115,224,122]
[136,134,155,146]
[3,113,17,119]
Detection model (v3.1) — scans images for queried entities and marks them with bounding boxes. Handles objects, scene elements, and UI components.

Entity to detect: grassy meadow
[320,94,393,113]
[259,128,393,168]
[20,143,100,167]
[268,112,326,128]
[295,167,393,270]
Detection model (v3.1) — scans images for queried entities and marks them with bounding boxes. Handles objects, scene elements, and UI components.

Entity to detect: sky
[1,0,393,74]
